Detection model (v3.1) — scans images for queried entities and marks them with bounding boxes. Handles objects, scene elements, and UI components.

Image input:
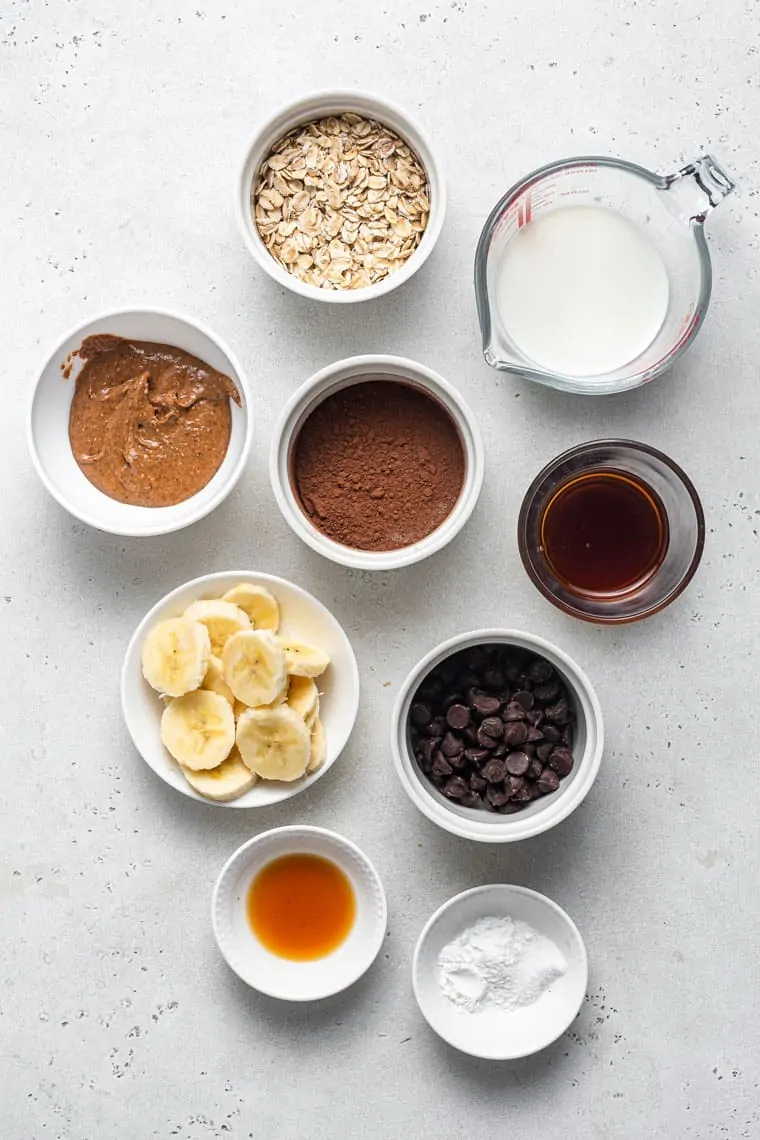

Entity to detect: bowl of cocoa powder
[270,355,484,569]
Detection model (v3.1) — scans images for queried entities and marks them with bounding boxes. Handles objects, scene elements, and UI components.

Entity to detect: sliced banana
[141,618,211,697]
[236,705,310,782]
[201,655,235,705]
[181,747,258,802]
[182,599,251,656]
[222,629,287,708]
[161,691,235,770]
[222,583,280,632]
[305,697,320,729]
[306,717,326,774]
[286,674,319,722]
[279,639,330,678]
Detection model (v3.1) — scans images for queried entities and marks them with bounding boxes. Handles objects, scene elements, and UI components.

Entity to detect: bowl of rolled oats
[235,91,446,302]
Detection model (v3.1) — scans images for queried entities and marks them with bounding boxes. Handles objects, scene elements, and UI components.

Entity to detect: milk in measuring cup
[495,205,670,378]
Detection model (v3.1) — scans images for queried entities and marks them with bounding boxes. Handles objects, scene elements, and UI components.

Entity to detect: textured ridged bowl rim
[269,354,485,570]
[26,306,253,537]
[391,629,603,842]
[412,884,588,1059]
[211,825,388,1000]
[120,571,360,808]
[234,89,447,303]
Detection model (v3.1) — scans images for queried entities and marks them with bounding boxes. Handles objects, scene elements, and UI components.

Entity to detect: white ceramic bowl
[391,630,603,842]
[121,571,359,807]
[413,885,588,1059]
[270,355,484,570]
[235,89,446,303]
[212,826,387,1000]
[28,308,252,537]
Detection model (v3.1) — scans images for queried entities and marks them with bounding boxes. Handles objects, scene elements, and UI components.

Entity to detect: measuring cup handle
[664,154,737,223]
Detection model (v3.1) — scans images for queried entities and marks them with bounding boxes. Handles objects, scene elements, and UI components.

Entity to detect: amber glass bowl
[517,440,705,624]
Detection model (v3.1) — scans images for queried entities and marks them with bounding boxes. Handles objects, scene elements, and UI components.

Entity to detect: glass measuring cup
[474,154,735,395]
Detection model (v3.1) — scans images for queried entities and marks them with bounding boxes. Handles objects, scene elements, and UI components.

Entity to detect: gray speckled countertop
[3,1,760,1136]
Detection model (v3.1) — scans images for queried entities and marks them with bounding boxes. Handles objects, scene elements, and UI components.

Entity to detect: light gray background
[2,1,759,1137]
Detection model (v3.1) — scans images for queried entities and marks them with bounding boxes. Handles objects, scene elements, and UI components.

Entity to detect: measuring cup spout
[663,154,736,224]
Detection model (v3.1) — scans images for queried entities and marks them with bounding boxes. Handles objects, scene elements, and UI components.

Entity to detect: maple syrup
[247,853,356,961]
[540,469,669,597]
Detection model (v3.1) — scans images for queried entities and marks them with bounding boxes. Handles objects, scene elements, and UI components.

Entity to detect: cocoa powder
[290,379,466,552]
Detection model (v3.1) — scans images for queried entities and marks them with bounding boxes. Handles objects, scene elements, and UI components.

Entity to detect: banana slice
[279,639,330,679]
[222,583,280,632]
[181,747,258,802]
[201,655,235,706]
[141,618,211,697]
[236,705,310,782]
[182,599,251,656]
[222,630,287,708]
[306,717,326,774]
[161,691,235,770]
[306,697,320,729]
[286,674,319,722]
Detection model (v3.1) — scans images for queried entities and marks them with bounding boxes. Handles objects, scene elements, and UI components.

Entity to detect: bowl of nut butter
[28,307,252,536]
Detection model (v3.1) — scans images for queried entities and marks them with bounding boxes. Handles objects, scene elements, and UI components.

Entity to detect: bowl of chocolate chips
[391,631,604,842]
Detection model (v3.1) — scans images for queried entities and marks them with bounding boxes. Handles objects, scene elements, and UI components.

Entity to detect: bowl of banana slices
[121,571,360,807]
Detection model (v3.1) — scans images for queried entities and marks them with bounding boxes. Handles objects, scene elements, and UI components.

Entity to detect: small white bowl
[270,355,484,570]
[28,308,252,537]
[413,885,588,1059]
[235,89,446,303]
[391,629,603,842]
[121,571,359,807]
[212,826,387,1001]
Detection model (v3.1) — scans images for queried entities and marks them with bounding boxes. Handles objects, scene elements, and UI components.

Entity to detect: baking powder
[437,915,567,1014]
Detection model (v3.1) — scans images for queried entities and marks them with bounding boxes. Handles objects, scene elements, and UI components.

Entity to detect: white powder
[437,915,567,1014]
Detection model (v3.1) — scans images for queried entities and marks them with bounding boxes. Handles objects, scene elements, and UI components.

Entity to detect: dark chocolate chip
[533,679,560,702]
[472,693,501,716]
[477,727,498,749]
[548,747,574,777]
[544,697,569,723]
[526,758,544,781]
[464,747,490,764]
[491,742,507,758]
[482,758,507,783]
[482,667,505,690]
[442,776,470,800]
[441,731,464,758]
[503,720,529,748]
[536,767,560,795]
[503,701,528,722]
[486,784,509,808]
[527,658,554,683]
[505,750,531,776]
[446,703,471,729]
[498,800,526,814]
[431,753,453,778]
[526,726,544,742]
[505,775,525,798]
[480,716,504,740]
[410,702,431,728]
[422,737,442,763]
[427,716,447,737]
[512,690,535,711]
[469,774,487,793]
[514,782,534,802]
[542,724,561,743]
[536,741,555,762]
